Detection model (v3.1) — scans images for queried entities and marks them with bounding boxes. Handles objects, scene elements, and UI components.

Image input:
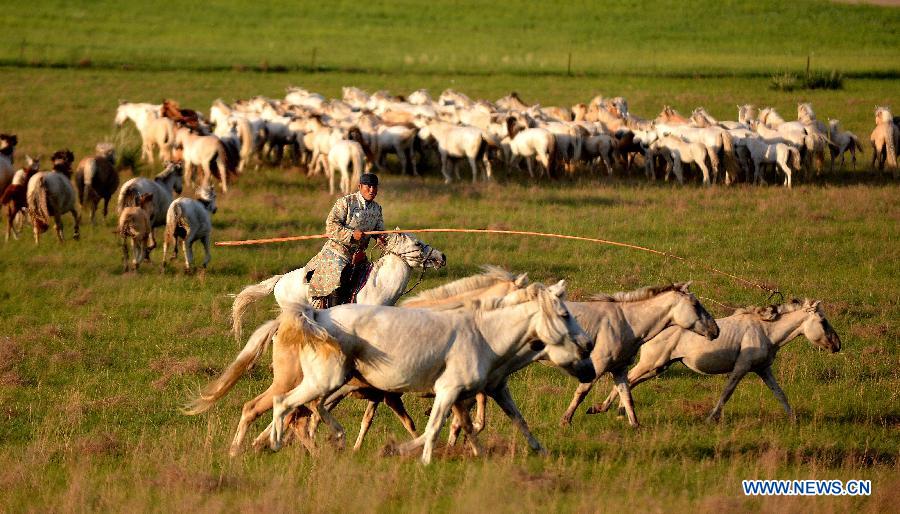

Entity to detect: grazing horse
[268,281,594,465]
[559,283,720,428]
[870,106,899,175]
[506,118,557,178]
[591,299,840,422]
[417,120,492,183]
[326,140,365,195]
[117,192,155,271]
[187,232,447,456]
[827,119,864,172]
[1,155,40,241]
[27,160,81,243]
[117,161,184,256]
[74,143,119,224]
[174,126,232,192]
[162,185,217,271]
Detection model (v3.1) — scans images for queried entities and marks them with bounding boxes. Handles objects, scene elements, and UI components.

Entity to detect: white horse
[26,166,80,243]
[592,299,840,422]
[326,140,365,195]
[162,185,216,271]
[230,231,447,341]
[649,136,714,185]
[117,161,184,255]
[269,281,594,464]
[174,126,231,192]
[506,119,557,178]
[114,101,173,163]
[745,138,801,187]
[417,120,491,183]
[870,106,899,175]
[827,119,864,172]
[559,283,720,427]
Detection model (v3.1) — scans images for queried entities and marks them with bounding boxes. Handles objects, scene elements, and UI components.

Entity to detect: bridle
[378,238,438,298]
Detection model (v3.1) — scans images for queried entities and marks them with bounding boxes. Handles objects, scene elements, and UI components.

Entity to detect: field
[1,1,899,512]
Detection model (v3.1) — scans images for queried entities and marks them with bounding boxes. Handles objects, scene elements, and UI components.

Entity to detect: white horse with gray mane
[827,119,864,172]
[269,281,594,464]
[744,137,801,188]
[162,185,217,271]
[559,282,719,428]
[590,299,840,422]
[416,119,492,183]
[326,140,366,195]
[114,101,173,164]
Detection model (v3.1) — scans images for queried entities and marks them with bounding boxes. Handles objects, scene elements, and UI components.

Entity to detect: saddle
[306,258,373,306]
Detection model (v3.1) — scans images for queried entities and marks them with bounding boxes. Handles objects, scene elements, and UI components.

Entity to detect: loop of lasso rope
[215,228,781,298]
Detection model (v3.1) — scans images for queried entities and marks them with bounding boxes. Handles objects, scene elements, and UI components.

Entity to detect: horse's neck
[617,294,678,341]
[761,310,807,348]
[475,302,535,362]
[357,254,411,306]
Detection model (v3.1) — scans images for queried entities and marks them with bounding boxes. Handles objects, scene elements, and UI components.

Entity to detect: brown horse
[1,155,40,241]
[75,143,119,224]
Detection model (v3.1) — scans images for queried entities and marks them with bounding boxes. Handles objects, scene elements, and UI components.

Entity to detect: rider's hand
[352,229,364,241]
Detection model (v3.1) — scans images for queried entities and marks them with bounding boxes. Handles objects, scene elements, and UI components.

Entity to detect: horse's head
[526,281,595,382]
[383,231,446,270]
[95,142,116,163]
[114,104,128,127]
[198,185,217,214]
[875,106,893,124]
[159,160,184,194]
[668,282,719,339]
[0,134,18,152]
[797,300,841,353]
[797,102,815,121]
[50,149,74,174]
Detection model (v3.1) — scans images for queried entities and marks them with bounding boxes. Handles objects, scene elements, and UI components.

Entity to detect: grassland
[1,1,899,512]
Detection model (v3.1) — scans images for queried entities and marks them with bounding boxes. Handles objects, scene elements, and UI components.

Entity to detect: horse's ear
[676,281,693,293]
[809,300,822,311]
[548,279,567,298]
[514,273,529,287]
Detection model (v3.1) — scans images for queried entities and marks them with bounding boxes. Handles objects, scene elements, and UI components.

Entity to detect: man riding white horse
[306,173,384,309]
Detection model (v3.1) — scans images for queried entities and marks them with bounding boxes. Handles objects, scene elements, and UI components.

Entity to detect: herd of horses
[0,86,856,465]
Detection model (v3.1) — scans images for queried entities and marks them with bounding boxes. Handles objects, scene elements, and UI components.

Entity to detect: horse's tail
[851,134,864,153]
[117,181,140,213]
[476,136,489,163]
[351,144,363,185]
[230,274,283,342]
[277,301,338,355]
[27,175,50,232]
[80,158,99,208]
[181,319,280,415]
[0,184,19,206]
[789,146,802,170]
[886,123,898,168]
[547,134,559,176]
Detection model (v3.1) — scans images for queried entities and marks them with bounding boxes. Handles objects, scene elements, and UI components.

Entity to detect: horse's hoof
[559,418,571,427]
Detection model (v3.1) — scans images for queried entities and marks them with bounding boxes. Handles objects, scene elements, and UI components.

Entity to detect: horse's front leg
[468,156,478,183]
[182,235,193,271]
[757,366,795,422]
[450,401,482,457]
[417,387,460,465]
[201,234,212,268]
[560,379,595,426]
[383,393,417,438]
[354,400,379,451]
[490,383,546,455]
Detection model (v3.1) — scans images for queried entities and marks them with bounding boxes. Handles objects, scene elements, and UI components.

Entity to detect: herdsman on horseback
[306,173,384,309]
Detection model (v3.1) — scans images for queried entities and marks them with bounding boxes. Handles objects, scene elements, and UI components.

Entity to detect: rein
[216,228,781,298]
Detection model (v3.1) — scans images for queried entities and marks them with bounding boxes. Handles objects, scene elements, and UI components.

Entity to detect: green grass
[1,1,899,76]
[1,1,899,511]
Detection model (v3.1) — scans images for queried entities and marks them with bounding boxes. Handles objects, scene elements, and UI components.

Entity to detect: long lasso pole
[214,228,779,296]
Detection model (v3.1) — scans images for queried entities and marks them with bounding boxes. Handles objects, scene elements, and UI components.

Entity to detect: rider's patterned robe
[306,191,384,297]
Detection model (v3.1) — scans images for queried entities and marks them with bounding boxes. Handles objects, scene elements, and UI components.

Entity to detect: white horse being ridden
[417,120,492,183]
[592,299,840,422]
[559,283,720,427]
[269,281,594,464]
[162,185,217,271]
[326,140,365,195]
[745,138,801,187]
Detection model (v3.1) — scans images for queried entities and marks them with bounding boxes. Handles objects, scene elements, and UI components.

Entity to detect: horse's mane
[156,161,182,181]
[732,298,813,321]
[402,265,524,305]
[590,283,681,303]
